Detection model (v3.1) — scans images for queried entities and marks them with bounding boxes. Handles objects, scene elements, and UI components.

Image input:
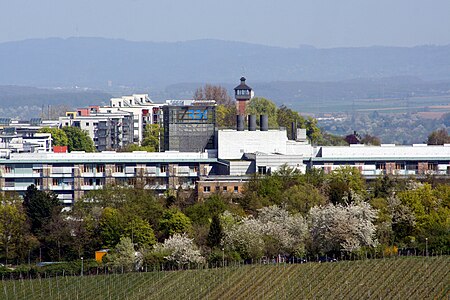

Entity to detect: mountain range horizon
[2,36,449,50]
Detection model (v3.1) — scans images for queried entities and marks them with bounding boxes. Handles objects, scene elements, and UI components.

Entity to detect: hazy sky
[1,0,449,48]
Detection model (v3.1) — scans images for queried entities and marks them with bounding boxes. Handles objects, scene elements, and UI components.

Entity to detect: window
[34,179,42,186]
[234,186,239,193]
[84,178,93,186]
[52,178,60,186]
[215,186,220,191]
[223,186,228,192]
[86,122,90,126]
[406,163,418,170]
[376,163,385,170]
[203,186,211,193]
[83,165,92,173]
[258,166,267,175]
[4,166,12,173]
[395,163,405,170]
[160,165,167,173]
[115,165,124,173]
[96,165,105,172]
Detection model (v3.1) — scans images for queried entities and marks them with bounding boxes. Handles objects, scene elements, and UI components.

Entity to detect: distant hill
[163,77,450,113]
[0,85,111,107]
[0,85,111,119]
[1,38,450,88]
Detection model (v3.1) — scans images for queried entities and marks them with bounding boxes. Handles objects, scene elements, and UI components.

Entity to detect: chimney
[236,115,245,131]
[260,115,268,131]
[248,115,256,131]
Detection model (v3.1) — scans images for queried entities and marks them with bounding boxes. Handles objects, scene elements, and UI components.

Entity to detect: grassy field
[1,256,448,299]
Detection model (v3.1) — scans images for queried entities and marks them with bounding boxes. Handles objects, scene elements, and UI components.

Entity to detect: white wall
[218,129,289,159]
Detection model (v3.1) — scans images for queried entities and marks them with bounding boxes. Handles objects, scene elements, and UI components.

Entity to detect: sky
[1,0,450,48]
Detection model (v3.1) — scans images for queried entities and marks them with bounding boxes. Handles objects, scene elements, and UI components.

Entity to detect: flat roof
[311,157,450,162]
[0,151,222,164]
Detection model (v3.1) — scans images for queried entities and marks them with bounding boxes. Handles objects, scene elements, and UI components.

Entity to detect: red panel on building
[53,146,68,153]
[77,108,90,116]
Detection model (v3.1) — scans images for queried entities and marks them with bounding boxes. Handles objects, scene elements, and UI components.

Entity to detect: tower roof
[234,77,252,91]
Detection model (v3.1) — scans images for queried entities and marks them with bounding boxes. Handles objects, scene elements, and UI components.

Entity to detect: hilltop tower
[234,77,253,116]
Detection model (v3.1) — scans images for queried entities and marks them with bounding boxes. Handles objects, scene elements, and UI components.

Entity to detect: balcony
[81,185,104,190]
[81,172,105,177]
[50,173,74,178]
[51,185,74,191]
[1,186,30,191]
[2,172,42,178]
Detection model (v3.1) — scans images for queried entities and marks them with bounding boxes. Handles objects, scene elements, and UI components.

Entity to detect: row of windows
[203,186,239,193]
[2,164,197,174]
[236,89,250,96]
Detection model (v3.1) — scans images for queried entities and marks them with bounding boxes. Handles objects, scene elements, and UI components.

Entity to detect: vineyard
[1,256,449,299]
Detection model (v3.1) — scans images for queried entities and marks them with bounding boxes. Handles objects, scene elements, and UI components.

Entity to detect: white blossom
[222,206,308,258]
[163,233,205,265]
[309,202,378,253]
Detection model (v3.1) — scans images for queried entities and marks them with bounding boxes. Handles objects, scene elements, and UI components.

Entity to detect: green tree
[185,194,228,226]
[79,185,164,232]
[42,212,74,261]
[23,185,60,235]
[276,105,306,139]
[141,124,161,151]
[305,117,322,144]
[281,183,328,215]
[106,237,138,272]
[159,208,192,239]
[0,195,29,264]
[327,166,366,204]
[99,207,124,248]
[62,126,95,152]
[372,175,395,198]
[206,215,223,249]
[276,105,323,143]
[246,97,278,127]
[38,127,69,146]
[216,104,237,128]
[316,133,347,146]
[123,217,157,248]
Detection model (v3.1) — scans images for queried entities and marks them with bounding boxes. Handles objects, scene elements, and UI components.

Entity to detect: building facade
[162,100,216,152]
[106,94,161,144]
[59,110,134,151]
[0,151,227,204]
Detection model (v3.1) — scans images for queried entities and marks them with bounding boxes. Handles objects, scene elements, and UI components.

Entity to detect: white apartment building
[105,94,161,144]
[59,110,134,151]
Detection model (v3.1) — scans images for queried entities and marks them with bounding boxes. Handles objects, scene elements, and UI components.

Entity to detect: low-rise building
[0,151,227,204]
